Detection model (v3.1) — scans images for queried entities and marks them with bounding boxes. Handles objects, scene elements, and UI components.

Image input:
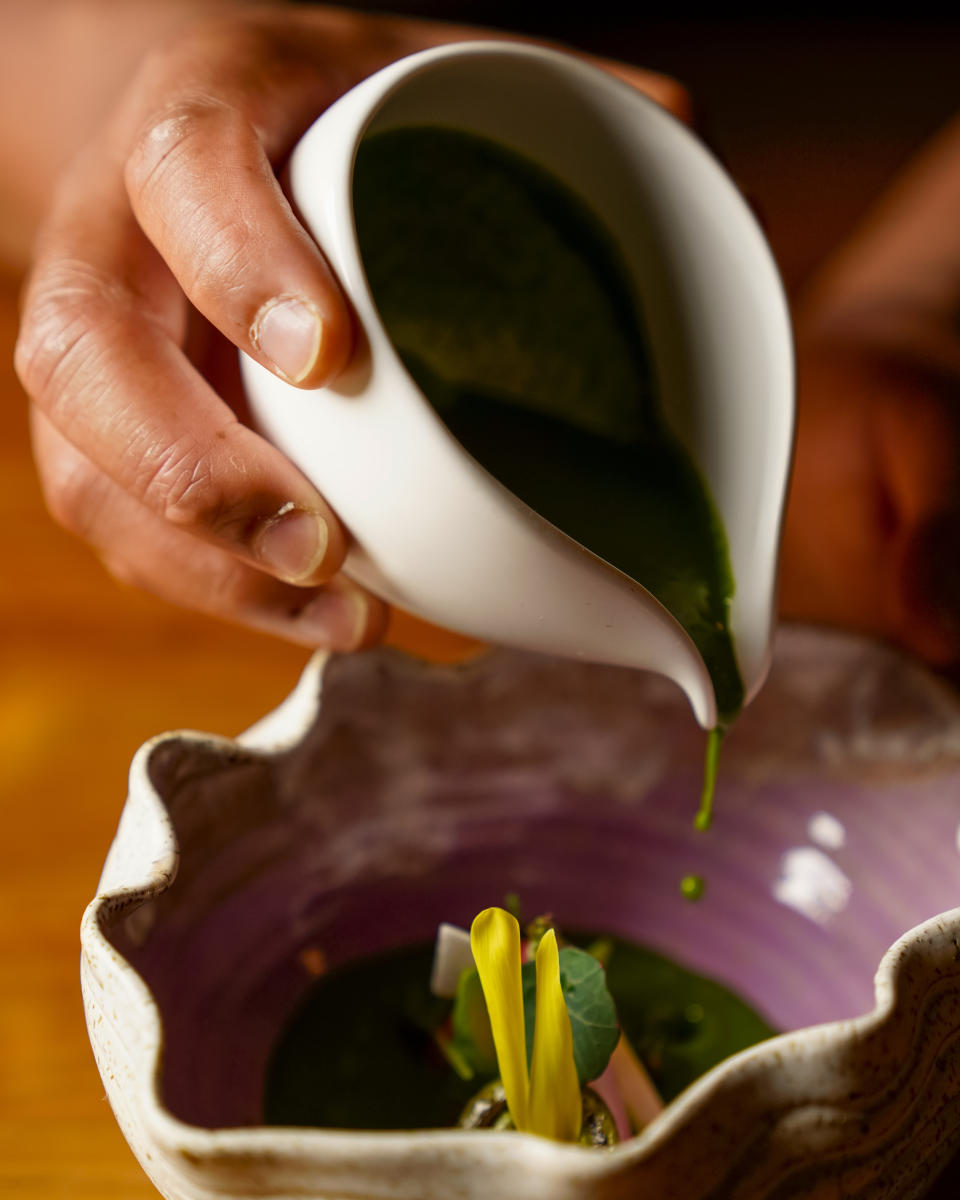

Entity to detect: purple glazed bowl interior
[103,629,960,1132]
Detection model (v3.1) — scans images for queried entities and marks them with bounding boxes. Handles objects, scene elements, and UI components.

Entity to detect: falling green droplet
[680,875,705,902]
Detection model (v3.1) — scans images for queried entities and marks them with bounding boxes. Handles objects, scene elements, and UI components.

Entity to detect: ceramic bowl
[240,41,794,727]
[82,629,960,1199]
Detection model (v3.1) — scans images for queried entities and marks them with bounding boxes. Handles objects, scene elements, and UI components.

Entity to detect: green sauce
[695,726,725,832]
[353,127,744,723]
[601,936,775,1104]
[263,937,775,1129]
[264,944,471,1131]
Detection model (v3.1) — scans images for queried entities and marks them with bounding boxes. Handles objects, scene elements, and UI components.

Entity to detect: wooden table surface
[1,22,957,1198]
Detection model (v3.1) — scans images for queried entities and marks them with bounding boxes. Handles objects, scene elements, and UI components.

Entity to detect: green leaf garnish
[450,967,497,1076]
[522,946,619,1085]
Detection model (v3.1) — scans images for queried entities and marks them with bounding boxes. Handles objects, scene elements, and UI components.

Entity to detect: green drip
[695,726,725,833]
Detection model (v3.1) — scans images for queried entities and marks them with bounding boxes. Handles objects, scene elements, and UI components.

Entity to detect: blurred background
[0,8,958,1197]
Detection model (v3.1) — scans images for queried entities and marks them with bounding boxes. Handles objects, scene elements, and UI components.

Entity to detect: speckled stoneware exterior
[82,629,960,1199]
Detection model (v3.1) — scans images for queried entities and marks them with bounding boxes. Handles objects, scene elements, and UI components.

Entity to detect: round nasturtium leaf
[522,947,620,1085]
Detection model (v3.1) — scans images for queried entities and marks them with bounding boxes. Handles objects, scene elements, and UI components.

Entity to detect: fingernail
[254,505,328,583]
[296,583,373,650]
[252,295,323,384]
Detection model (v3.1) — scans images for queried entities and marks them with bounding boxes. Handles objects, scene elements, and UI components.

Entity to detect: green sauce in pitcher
[353,126,743,727]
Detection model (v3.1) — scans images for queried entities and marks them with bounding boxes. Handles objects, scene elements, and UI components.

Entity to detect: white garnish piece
[430,922,474,997]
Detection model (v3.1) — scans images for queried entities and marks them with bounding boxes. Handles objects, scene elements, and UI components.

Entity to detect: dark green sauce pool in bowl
[263,936,775,1131]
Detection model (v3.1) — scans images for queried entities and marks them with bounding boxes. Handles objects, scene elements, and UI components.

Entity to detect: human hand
[13,2,688,652]
[781,114,960,668]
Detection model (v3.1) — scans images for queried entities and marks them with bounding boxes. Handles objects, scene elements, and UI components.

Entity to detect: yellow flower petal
[529,929,582,1142]
[470,907,529,1131]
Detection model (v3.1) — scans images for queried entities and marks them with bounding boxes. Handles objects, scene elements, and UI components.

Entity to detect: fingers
[15,13,368,587]
[124,94,352,388]
[119,15,368,390]
[31,408,387,650]
[14,10,411,625]
[16,206,347,586]
[110,9,411,391]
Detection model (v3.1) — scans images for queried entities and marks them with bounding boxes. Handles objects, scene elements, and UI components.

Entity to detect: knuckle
[135,437,252,549]
[15,263,126,413]
[125,11,285,199]
[125,94,232,200]
[136,438,220,529]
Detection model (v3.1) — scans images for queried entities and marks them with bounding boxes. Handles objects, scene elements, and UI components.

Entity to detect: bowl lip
[81,646,960,1183]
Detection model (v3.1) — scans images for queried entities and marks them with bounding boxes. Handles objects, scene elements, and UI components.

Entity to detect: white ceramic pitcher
[240,41,794,728]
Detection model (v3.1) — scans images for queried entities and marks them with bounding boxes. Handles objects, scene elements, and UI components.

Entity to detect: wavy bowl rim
[80,649,960,1186]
